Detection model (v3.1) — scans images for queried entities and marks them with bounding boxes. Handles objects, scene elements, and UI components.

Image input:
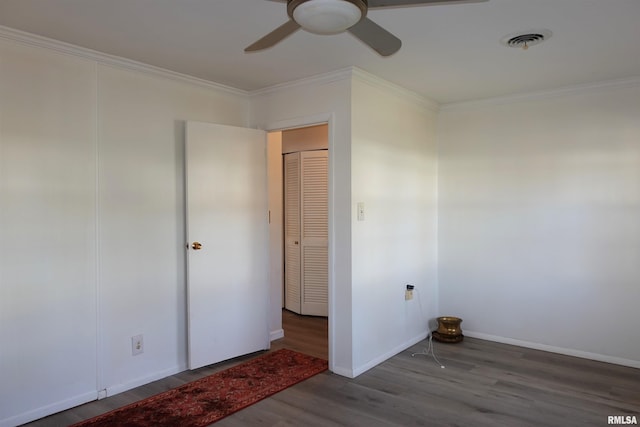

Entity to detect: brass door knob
[191,242,202,250]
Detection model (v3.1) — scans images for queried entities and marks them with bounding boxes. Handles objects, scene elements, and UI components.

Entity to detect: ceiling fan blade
[347,17,401,56]
[368,0,487,8]
[245,20,301,52]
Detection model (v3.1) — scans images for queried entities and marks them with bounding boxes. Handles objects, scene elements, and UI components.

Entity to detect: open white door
[185,121,269,370]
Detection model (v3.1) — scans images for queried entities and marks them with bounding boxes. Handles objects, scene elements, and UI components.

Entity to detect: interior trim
[0,24,248,98]
[442,75,640,111]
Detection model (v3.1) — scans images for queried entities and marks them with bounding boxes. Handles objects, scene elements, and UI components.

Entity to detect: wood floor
[23,311,639,426]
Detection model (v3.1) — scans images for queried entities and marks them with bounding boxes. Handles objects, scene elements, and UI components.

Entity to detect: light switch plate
[357,202,365,221]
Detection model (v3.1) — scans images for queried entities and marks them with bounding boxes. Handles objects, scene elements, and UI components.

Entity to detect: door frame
[265,113,335,371]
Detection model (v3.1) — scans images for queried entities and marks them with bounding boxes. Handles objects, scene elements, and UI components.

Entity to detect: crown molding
[0,25,249,98]
[441,76,640,112]
[249,66,440,112]
[351,67,439,112]
[249,67,354,98]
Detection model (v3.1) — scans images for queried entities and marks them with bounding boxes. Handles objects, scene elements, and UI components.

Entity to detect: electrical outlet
[132,334,144,356]
[405,284,415,301]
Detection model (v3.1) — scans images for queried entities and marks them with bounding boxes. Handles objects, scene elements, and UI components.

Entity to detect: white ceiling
[0,0,639,104]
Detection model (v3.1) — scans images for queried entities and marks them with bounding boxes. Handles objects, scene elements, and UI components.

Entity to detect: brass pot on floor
[432,316,463,343]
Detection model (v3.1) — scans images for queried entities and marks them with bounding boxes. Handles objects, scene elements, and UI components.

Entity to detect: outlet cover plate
[132,334,144,356]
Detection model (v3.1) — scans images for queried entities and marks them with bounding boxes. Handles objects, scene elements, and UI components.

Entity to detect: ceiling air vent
[501,30,552,50]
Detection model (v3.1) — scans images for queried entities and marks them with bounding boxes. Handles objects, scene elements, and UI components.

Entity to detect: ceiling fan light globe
[293,0,363,35]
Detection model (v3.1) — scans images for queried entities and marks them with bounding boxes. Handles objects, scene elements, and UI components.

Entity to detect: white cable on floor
[411,333,445,369]
[411,288,445,369]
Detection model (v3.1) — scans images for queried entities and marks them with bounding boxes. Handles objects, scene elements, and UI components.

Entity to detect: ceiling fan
[245,0,487,56]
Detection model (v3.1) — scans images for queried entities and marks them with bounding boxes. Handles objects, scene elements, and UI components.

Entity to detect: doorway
[185,120,331,372]
[267,124,329,355]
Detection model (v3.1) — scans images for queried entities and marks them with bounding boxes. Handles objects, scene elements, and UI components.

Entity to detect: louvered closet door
[284,153,301,313]
[300,150,328,316]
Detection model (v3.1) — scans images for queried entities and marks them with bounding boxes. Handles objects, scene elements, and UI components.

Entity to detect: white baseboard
[331,365,355,378]
[351,331,430,378]
[464,331,640,369]
[270,328,284,341]
[105,364,187,397]
[1,391,96,427]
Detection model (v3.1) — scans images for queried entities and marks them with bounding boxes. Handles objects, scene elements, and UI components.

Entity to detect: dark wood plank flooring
[270,309,328,360]
[22,311,639,426]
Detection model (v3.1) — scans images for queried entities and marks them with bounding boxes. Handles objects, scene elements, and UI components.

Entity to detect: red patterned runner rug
[71,349,328,427]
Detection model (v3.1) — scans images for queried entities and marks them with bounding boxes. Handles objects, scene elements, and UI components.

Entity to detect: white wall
[0,35,249,426]
[97,64,248,393]
[438,82,640,367]
[0,39,98,426]
[252,69,440,377]
[350,74,439,375]
[250,71,353,376]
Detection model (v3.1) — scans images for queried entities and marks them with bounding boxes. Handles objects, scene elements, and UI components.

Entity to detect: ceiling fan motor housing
[288,0,368,35]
